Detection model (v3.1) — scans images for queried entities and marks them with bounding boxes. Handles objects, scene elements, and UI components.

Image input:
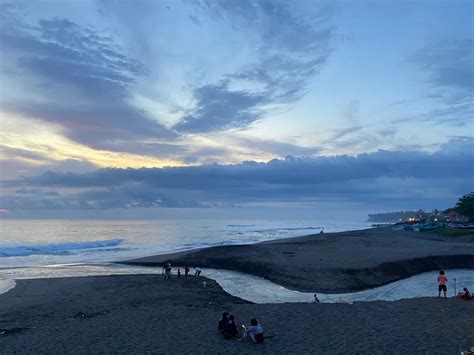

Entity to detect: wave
[178,237,262,250]
[249,226,322,233]
[226,224,257,227]
[0,239,124,257]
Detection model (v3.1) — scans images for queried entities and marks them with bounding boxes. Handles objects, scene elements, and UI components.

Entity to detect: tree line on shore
[367,193,474,223]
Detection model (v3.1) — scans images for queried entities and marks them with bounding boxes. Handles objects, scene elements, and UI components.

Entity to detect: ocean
[0,218,371,268]
[1,218,473,303]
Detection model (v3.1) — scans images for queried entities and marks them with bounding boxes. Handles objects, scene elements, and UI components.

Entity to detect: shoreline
[2,227,473,353]
[120,227,474,293]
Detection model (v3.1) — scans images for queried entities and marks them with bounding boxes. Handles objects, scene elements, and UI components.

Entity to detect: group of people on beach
[218,312,265,343]
[161,263,202,279]
[437,270,471,300]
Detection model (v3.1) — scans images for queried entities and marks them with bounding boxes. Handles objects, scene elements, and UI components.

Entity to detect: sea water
[0,217,370,268]
[2,217,470,303]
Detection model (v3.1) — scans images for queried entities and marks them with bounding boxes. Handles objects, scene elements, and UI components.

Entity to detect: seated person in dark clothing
[222,315,238,339]
[218,312,229,333]
[462,288,472,300]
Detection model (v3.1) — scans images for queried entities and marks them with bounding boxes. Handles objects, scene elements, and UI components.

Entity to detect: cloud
[407,39,474,125]
[0,9,173,150]
[409,39,474,92]
[173,0,334,132]
[2,137,472,211]
[173,80,268,132]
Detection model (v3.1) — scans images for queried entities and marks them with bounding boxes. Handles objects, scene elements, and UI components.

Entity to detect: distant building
[443,208,469,222]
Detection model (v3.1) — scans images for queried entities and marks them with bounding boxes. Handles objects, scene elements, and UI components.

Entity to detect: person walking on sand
[437,270,448,298]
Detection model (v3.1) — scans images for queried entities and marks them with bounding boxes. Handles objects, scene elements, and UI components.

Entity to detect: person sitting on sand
[437,270,447,298]
[218,312,229,333]
[222,315,238,339]
[242,318,264,343]
[457,288,472,300]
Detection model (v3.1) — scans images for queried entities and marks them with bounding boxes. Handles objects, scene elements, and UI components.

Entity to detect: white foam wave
[226,224,257,227]
[0,239,124,257]
[250,226,322,233]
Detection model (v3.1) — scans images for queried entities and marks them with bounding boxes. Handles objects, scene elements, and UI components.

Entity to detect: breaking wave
[0,239,124,257]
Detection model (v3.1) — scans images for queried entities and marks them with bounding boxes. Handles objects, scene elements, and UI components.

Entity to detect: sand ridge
[123,228,474,292]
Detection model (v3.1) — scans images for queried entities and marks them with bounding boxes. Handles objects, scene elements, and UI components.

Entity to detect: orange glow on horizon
[0,113,189,169]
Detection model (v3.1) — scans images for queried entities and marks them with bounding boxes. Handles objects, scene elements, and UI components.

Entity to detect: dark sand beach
[1,275,473,354]
[1,228,473,354]
[124,228,474,292]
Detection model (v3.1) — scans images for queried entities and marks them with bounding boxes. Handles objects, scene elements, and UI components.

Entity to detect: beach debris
[73,311,105,319]
[74,311,86,319]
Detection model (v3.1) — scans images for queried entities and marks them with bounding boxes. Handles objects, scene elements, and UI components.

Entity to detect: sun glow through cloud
[0,113,187,169]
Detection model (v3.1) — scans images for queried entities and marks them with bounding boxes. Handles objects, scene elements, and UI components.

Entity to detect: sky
[0,0,473,219]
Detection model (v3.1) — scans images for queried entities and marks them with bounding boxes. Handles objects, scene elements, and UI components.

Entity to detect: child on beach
[242,318,264,343]
[437,270,448,298]
[457,288,472,300]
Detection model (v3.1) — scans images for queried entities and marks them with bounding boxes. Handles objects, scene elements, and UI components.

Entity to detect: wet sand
[1,274,473,354]
[123,228,474,292]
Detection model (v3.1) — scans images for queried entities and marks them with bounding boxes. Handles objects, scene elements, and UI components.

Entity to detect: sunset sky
[0,0,473,218]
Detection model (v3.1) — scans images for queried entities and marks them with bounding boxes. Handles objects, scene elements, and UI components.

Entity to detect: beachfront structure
[443,209,470,222]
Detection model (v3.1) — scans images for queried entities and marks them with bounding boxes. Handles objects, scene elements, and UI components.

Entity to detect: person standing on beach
[437,270,448,298]
[195,267,202,276]
[164,263,172,279]
[184,266,190,277]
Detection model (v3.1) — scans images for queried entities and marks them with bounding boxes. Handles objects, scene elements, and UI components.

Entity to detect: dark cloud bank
[1,137,473,212]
